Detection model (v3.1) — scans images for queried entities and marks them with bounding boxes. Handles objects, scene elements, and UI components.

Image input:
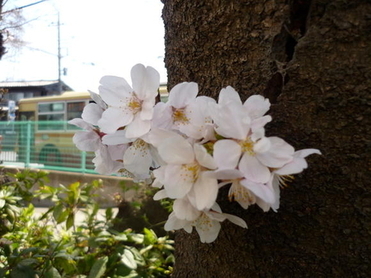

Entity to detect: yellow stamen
[239,138,255,156]
[173,108,189,124]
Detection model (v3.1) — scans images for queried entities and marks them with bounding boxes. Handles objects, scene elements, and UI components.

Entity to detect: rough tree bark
[162,0,371,277]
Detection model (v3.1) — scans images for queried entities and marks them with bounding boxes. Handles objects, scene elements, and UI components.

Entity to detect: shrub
[0,168,174,277]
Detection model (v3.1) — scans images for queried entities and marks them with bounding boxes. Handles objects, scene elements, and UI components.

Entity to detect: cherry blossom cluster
[69,64,320,243]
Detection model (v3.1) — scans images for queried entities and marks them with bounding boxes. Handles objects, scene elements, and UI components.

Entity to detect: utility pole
[57,12,62,94]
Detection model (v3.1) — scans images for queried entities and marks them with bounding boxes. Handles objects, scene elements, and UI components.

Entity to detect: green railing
[0,121,97,174]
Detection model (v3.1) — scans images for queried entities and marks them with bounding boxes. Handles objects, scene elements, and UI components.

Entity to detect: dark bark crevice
[264,0,312,103]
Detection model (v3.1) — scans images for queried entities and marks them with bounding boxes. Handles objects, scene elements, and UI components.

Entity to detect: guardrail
[0,121,97,174]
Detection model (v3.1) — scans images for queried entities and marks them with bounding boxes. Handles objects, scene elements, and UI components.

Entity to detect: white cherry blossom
[97,64,160,138]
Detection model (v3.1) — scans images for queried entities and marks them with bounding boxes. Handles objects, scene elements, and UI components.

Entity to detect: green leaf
[44,267,62,278]
[88,256,108,278]
[53,204,64,222]
[121,249,137,270]
[66,212,75,230]
[0,198,5,209]
[143,228,157,245]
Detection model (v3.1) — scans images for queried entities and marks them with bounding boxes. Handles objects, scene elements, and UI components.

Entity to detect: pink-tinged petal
[173,198,201,221]
[163,165,194,198]
[125,116,151,139]
[68,118,93,131]
[239,153,271,183]
[218,86,242,106]
[98,108,133,134]
[99,76,132,106]
[81,103,103,126]
[131,64,160,100]
[213,139,241,169]
[194,144,216,170]
[191,172,218,210]
[168,82,198,108]
[73,131,100,152]
[256,137,295,168]
[195,214,221,243]
[240,179,275,204]
[157,136,194,164]
[224,213,248,228]
[243,94,270,119]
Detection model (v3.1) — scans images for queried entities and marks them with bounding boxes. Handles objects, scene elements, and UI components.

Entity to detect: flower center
[181,163,200,183]
[239,137,255,156]
[127,93,142,114]
[173,108,189,124]
[228,181,256,205]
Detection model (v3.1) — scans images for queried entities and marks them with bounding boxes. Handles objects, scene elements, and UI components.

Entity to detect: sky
[0,0,166,92]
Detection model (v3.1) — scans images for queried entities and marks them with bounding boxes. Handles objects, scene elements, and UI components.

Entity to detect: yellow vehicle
[14,86,168,171]
[17,91,92,169]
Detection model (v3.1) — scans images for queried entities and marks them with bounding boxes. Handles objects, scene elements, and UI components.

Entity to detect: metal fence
[0,121,97,174]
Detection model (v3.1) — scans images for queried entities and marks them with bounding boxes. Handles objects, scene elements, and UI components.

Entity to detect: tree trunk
[162,0,371,277]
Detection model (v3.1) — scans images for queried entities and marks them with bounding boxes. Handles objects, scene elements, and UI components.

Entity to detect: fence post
[25,121,31,168]
[81,151,86,173]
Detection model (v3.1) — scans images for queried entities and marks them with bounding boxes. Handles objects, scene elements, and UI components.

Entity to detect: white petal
[164,212,191,231]
[256,137,295,168]
[89,90,107,109]
[102,130,133,145]
[191,172,218,210]
[81,103,103,126]
[123,140,152,180]
[168,82,198,108]
[243,94,270,119]
[125,116,151,139]
[153,189,168,200]
[194,144,216,169]
[213,139,241,169]
[239,153,271,183]
[163,165,194,198]
[99,76,132,106]
[68,118,93,131]
[73,131,100,152]
[224,213,248,228]
[240,179,275,204]
[195,214,221,243]
[295,148,322,158]
[98,108,133,134]
[173,198,201,221]
[157,136,194,164]
[253,137,271,153]
[131,64,160,100]
[140,99,155,121]
[218,86,242,106]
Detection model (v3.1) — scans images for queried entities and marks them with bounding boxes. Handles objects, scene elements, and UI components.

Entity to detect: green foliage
[0,169,174,277]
